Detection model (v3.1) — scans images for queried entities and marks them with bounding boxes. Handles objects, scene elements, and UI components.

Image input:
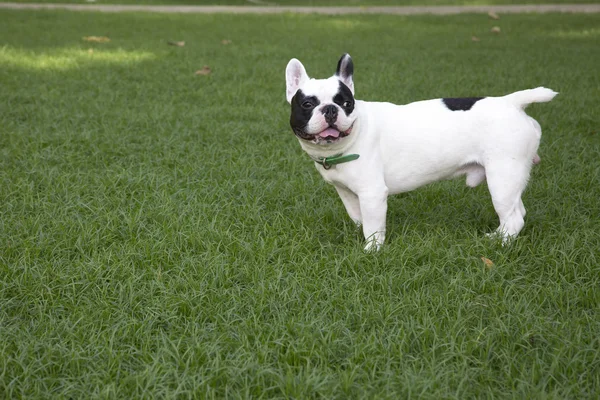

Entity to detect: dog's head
[285,54,357,145]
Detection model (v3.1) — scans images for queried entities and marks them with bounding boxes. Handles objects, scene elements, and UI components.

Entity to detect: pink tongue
[318,128,340,138]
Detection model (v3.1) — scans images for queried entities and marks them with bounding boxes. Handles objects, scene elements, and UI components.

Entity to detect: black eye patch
[333,81,355,116]
[290,89,320,133]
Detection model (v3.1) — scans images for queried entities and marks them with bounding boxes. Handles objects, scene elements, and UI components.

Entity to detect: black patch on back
[333,81,355,116]
[289,89,320,139]
[442,97,485,111]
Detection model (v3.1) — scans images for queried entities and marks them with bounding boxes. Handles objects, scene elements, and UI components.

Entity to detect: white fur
[285,58,557,251]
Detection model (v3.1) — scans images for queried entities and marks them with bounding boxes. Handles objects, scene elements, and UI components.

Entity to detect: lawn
[1,8,599,399]
[3,0,600,6]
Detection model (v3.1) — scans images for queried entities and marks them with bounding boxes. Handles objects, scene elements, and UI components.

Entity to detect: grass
[1,8,599,399]
[3,0,600,6]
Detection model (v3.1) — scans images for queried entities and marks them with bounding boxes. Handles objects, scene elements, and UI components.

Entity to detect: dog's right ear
[286,59,309,104]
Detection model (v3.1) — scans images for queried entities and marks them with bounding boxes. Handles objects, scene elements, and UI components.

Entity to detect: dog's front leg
[335,185,362,227]
[359,189,388,252]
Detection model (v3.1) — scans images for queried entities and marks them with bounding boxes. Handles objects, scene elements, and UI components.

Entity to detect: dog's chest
[316,164,338,184]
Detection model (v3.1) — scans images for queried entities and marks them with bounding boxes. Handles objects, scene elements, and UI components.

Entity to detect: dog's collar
[310,153,360,170]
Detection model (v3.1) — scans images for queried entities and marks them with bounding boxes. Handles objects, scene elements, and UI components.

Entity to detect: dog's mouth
[294,124,353,144]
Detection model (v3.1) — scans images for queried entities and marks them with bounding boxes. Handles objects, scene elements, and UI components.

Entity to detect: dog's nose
[321,105,338,124]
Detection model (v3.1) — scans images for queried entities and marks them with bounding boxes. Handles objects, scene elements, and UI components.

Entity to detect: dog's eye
[301,101,315,110]
[343,101,353,108]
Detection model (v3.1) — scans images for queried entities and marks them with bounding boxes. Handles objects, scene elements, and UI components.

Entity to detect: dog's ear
[286,59,309,104]
[335,53,354,95]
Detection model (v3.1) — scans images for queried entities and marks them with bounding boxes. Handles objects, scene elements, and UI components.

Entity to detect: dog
[285,54,557,251]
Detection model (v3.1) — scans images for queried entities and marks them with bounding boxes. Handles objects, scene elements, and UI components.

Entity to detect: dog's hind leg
[518,198,526,219]
[485,161,532,240]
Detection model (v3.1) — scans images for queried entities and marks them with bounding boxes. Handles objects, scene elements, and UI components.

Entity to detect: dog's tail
[504,86,558,110]
[503,87,558,110]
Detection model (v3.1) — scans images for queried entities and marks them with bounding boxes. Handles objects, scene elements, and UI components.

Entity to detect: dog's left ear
[335,53,354,95]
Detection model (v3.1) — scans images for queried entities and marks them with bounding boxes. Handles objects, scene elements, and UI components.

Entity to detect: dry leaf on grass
[83,36,110,43]
[195,66,212,76]
[87,48,94,54]
[491,26,501,34]
[488,11,500,20]
[221,39,232,45]
[481,257,494,269]
[168,41,185,47]
[472,36,481,42]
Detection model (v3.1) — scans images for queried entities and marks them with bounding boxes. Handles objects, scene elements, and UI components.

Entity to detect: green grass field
[2,0,600,6]
[1,8,599,399]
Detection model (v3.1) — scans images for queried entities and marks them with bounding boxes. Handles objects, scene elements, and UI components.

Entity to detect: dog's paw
[363,240,382,253]
[485,231,515,246]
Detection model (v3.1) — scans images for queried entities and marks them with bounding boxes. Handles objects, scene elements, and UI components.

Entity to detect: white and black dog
[285,54,557,251]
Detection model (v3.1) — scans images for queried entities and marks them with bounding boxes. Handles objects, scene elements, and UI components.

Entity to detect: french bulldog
[285,54,557,251]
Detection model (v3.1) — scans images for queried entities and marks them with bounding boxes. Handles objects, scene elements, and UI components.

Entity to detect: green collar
[310,153,360,170]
